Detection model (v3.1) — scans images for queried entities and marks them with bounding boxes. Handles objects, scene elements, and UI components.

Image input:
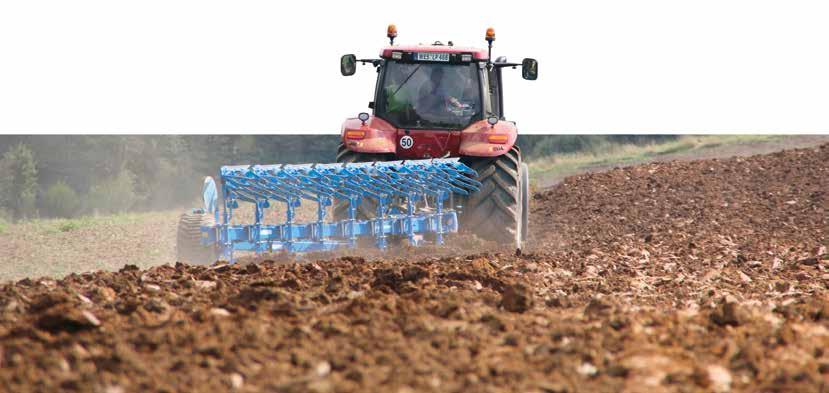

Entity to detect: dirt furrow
[0,144,827,392]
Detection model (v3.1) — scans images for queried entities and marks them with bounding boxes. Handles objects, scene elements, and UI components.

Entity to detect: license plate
[416,52,450,62]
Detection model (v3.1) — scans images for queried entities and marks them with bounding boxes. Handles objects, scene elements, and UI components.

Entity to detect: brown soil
[1,144,827,392]
[535,135,829,188]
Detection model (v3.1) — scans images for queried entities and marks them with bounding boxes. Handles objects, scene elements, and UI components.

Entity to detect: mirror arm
[358,59,382,67]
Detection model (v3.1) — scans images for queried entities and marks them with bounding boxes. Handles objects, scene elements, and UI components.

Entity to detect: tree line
[0,135,675,220]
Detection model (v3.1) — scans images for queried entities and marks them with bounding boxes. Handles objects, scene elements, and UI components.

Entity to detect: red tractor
[337,25,538,250]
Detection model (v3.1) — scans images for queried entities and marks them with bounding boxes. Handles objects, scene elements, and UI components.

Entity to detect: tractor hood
[341,115,517,159]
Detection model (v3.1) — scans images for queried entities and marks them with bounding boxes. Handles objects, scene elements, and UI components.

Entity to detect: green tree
[0,143,39,220]
[85,168,139,215]
[43,181,81,218]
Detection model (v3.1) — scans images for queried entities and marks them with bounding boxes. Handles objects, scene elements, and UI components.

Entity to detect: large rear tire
[176,210,218,265]
[332,143,394,220]
[460,147,527,250]
[519,162,530,250]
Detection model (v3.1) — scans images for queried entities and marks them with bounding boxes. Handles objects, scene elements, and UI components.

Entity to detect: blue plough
[197,158,480,261]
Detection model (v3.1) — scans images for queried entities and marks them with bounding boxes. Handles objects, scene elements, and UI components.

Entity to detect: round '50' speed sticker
[399,136,414,149]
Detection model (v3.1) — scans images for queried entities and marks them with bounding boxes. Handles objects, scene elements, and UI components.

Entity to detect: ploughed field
[1,145,827,392]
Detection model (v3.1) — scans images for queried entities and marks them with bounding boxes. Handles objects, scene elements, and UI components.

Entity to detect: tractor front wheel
[460,147,528,250]
[176,210,218,265]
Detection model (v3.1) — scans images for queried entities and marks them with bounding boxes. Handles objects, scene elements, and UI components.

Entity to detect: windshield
[378,62,482,129]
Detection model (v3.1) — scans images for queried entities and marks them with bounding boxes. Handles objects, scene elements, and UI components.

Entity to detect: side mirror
[341,54,357,76]
[521,58,538,80]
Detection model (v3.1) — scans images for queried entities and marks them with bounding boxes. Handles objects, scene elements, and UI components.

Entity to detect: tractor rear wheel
[332,143,394,220]
[460,147,528,250]
[176,210,218,265]
[519,162,530,248]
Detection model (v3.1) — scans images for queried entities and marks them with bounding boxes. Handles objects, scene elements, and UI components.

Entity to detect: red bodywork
[380,45,489,61]
[342,44,516,159]
[341,116,517,159]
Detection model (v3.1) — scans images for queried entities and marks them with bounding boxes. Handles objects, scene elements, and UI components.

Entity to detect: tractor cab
[341,26,537,134]
[374,46,485,131]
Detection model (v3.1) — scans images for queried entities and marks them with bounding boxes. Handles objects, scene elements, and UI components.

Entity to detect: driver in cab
[415,68,468,116]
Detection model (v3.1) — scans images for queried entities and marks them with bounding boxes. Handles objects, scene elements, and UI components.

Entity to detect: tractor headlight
[461,54,472,62]
[391,51,403,60]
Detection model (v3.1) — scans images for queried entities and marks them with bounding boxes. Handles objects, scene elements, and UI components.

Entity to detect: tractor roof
[380,45,489,60]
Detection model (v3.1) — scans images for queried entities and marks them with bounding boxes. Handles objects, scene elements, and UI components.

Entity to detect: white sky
[1,0,828,134]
